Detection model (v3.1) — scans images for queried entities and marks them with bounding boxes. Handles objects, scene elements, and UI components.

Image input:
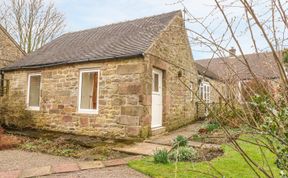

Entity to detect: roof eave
[2,53,144,72]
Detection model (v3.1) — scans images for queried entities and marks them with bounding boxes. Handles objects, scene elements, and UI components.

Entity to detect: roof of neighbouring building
[195,63,220,80]
[0,25,26,55]
[3,11,181,71]
[196,51,283,81]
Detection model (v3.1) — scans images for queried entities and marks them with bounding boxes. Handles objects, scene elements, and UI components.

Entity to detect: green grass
[129,135,280,178]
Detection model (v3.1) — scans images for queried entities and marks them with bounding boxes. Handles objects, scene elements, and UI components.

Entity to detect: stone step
[113,142,172,156]
[151,126,166,136]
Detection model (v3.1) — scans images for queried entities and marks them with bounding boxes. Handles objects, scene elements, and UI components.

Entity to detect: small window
[27,74,41,110]
[78,69,99,114]
[199,81,210,103]
[153,73,159,92]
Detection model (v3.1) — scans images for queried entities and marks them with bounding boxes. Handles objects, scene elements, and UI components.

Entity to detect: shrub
[209,104,245,128]
[173,135,188,147]
[206,121,220,132]
[0,96,33,128]
[153,148,169,164]
[169,146,197,161]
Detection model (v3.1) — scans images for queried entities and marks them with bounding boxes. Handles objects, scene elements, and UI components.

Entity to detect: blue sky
[51,0,284,60]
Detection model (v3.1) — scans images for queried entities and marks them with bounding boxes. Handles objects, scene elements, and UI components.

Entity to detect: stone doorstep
[151,126,166,136]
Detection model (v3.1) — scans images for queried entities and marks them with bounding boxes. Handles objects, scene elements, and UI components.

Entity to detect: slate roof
[196,52,282,81]
[3,11,181,71]
[195,63,220,80]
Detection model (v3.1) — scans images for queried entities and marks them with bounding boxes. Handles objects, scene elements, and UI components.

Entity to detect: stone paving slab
[0,155,143,178]
[0,170,21,178]
[78,161,104,170]
[145,121,204,146]
[20,166,51,178]
[113,142,172,156]
[103,158,127,167]
[51,163,80,174]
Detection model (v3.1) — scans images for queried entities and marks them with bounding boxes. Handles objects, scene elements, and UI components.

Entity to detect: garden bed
[1,127,135,161]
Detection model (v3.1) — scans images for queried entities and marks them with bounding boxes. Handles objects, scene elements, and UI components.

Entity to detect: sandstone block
[62,116,72,122]
[119,83,142,95]
[121,106,144,116]
[117,116,139,126]
[80,118,89,127]
[116,64,144,75]
[126,126,141,137]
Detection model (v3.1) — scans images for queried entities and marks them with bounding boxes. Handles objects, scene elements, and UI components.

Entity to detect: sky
[51,0,287,60]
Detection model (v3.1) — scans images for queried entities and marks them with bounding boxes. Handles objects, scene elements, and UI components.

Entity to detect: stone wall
[0,26,24,68]
[144,13,198,131]
[4,57,148,138]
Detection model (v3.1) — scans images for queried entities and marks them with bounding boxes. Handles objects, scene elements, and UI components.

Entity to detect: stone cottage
[195,63,225,118]
[196,48,283,104]
[0,25,25,68]
[2,11,198,138]
[0,25,25,95]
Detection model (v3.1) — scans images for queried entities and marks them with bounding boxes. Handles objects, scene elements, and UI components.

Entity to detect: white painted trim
[78,68,100,114]
[151,68,163,128]
[152,68,162,95]
[199,81,210,103]
[27,73,41,111]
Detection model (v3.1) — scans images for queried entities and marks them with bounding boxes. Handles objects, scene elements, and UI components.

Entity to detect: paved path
[0,150,77,171]
[146,121,204,146]
[114,121,221,155]
[0,150,146,178]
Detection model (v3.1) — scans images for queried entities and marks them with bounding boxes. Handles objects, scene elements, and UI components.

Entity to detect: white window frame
[152,69,162,95]
[27,73,41,111]
[78,69,100,114]
[199,81,210,103]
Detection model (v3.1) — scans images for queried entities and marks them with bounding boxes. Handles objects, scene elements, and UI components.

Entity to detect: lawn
[129,135,280,178]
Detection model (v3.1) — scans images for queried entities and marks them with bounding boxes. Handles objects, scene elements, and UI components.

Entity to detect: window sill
[78,110,98,115]
[26,106,40,111]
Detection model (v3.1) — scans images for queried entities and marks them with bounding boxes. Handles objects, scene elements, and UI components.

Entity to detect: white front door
[152,68,163,128]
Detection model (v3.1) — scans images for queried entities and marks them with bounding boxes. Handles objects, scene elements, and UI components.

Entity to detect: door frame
[151,68,163,128]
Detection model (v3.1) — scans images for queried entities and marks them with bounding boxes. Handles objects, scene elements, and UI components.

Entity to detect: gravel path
[41,166,149,178]
[0,150,77,171]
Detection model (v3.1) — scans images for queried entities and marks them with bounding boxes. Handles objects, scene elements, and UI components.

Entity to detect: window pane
[153,73,159,92]
[80,72,98,110]
[29,75,41,107]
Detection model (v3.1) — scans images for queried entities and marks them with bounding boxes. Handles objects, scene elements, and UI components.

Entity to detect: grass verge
[129,135,280,178]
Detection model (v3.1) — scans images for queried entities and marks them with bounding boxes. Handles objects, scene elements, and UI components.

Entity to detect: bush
[169,146,197,161]
[206,121,220,132]
[0,96,33,128]
[173,135,188,147]
[153,148,169,164]
[209,104,245,128]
